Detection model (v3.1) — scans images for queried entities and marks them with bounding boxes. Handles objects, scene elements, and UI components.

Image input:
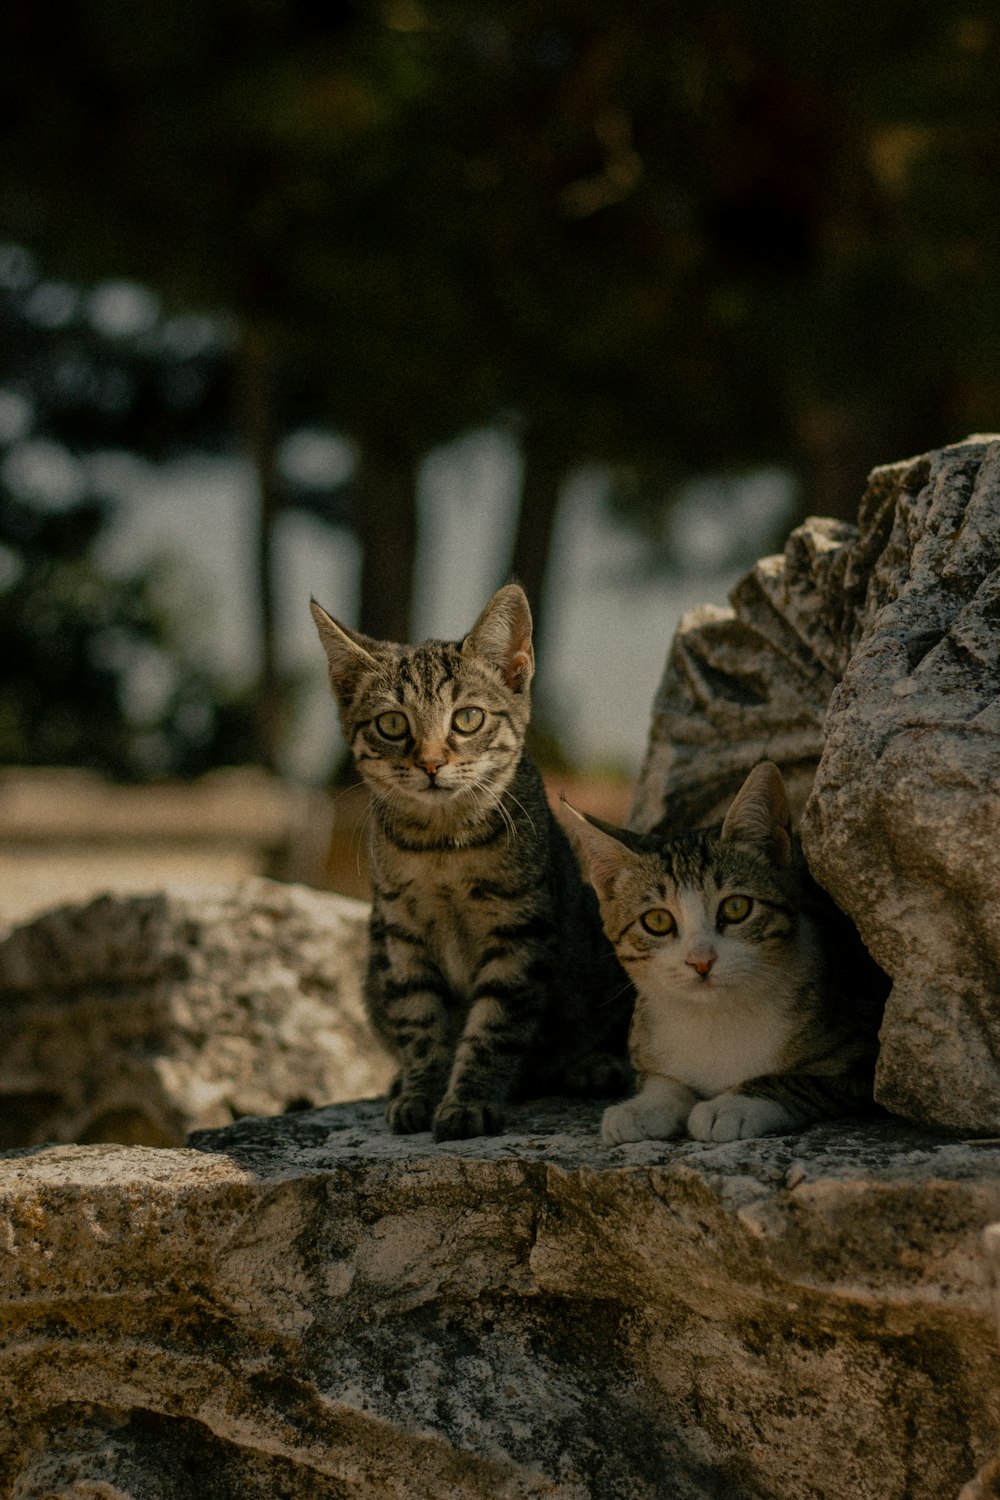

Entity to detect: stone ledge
[2,1101,999,1498]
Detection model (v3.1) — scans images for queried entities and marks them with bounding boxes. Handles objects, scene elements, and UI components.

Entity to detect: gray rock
[629,515,860,835]
[0,878,392,1147]
[800,437,1000,1133]
[2,1101,999,1498]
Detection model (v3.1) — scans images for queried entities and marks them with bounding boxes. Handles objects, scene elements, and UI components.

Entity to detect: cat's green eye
[720,894,752,924]
[640,908,676,936]
[452,706,485,735]
[375,711,410,741]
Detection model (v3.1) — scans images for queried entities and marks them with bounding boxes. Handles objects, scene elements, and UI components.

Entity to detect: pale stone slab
[2,1101,999,1498]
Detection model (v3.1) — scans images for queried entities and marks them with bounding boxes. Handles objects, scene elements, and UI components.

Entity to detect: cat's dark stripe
[383,824,508,854]
[379,922,427,946]
[467,879,523,901]
[311,584,633,1141]
[485,915,555,943]
[381,974,446,1001]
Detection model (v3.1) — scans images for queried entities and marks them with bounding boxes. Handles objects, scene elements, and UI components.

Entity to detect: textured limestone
[628,515,861,836]
[0,877,391,1148]
[1,1100,999,1499]
[801,438,1000,1133]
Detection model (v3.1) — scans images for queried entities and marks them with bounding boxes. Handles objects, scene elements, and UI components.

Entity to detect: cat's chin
[396,782,476,820]
[410,782,461,803]
[683,976,726,1000]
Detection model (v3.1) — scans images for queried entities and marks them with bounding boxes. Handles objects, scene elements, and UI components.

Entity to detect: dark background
[1,0,997,780]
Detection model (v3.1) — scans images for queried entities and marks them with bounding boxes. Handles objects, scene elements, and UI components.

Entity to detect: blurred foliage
[0,1,999,772]
[0,252,257,780]
[0,488,257,779]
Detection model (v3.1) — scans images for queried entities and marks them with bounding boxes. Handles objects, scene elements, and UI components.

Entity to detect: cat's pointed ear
[558,798,633,900]
[310,598,381,706]
[462,584,534,693]
[720,761,793,865]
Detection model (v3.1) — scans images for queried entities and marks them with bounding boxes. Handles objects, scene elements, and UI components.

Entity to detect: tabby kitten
[311,584,631,1141]
[560,762,886,1144]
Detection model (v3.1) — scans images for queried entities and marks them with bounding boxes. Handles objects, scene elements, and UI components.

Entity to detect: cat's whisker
[470,776,519,843]
[368,785,408,847]
[322,779,378,880]
[350,803,372,876]
[499,788,537,838]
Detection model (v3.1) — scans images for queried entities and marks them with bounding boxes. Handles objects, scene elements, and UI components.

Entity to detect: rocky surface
[801,438,1000,1133]
[1,1100,999,1499]
[0,878,391,1148]
[628,515,861,836]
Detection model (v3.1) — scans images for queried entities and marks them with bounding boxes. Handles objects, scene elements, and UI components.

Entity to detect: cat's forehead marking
[370,640,508,729]
[649,827,771,895]
[395,643,461,697]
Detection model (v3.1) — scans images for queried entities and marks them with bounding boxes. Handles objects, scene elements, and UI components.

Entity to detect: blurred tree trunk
[235,330,282,771]
[356,444,418,643]
[509,431,567,650]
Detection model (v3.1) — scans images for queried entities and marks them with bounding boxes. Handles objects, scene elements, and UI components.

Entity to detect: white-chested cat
[311,584,632,1141]
[560,762,888,1144]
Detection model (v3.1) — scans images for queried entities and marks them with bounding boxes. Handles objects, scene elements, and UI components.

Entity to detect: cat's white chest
[634,985,794,1096]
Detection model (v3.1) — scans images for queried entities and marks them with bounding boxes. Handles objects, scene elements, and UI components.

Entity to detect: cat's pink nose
[686,951,716,976]
[421,758,446,777]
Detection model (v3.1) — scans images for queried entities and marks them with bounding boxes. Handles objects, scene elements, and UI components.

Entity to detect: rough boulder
[801,440,1000,1134]
[0,877,391,1148]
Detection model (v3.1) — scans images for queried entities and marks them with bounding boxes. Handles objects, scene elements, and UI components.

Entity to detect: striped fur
[311,584,631,1141]
[561,762,888,1144]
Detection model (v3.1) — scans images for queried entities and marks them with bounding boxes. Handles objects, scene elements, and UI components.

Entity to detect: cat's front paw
[687,1093,798,1142]
[432,1097,505,1142]
[386,1092,434,1134]
[601,1097,686,1145]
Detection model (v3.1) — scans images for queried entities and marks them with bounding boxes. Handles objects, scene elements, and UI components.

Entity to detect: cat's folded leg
[378,988,452,1135]
[432,994,534,1141]
[689,1068,877,1142]
[601,1074,697,1144]
[687,1092,799,1142]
